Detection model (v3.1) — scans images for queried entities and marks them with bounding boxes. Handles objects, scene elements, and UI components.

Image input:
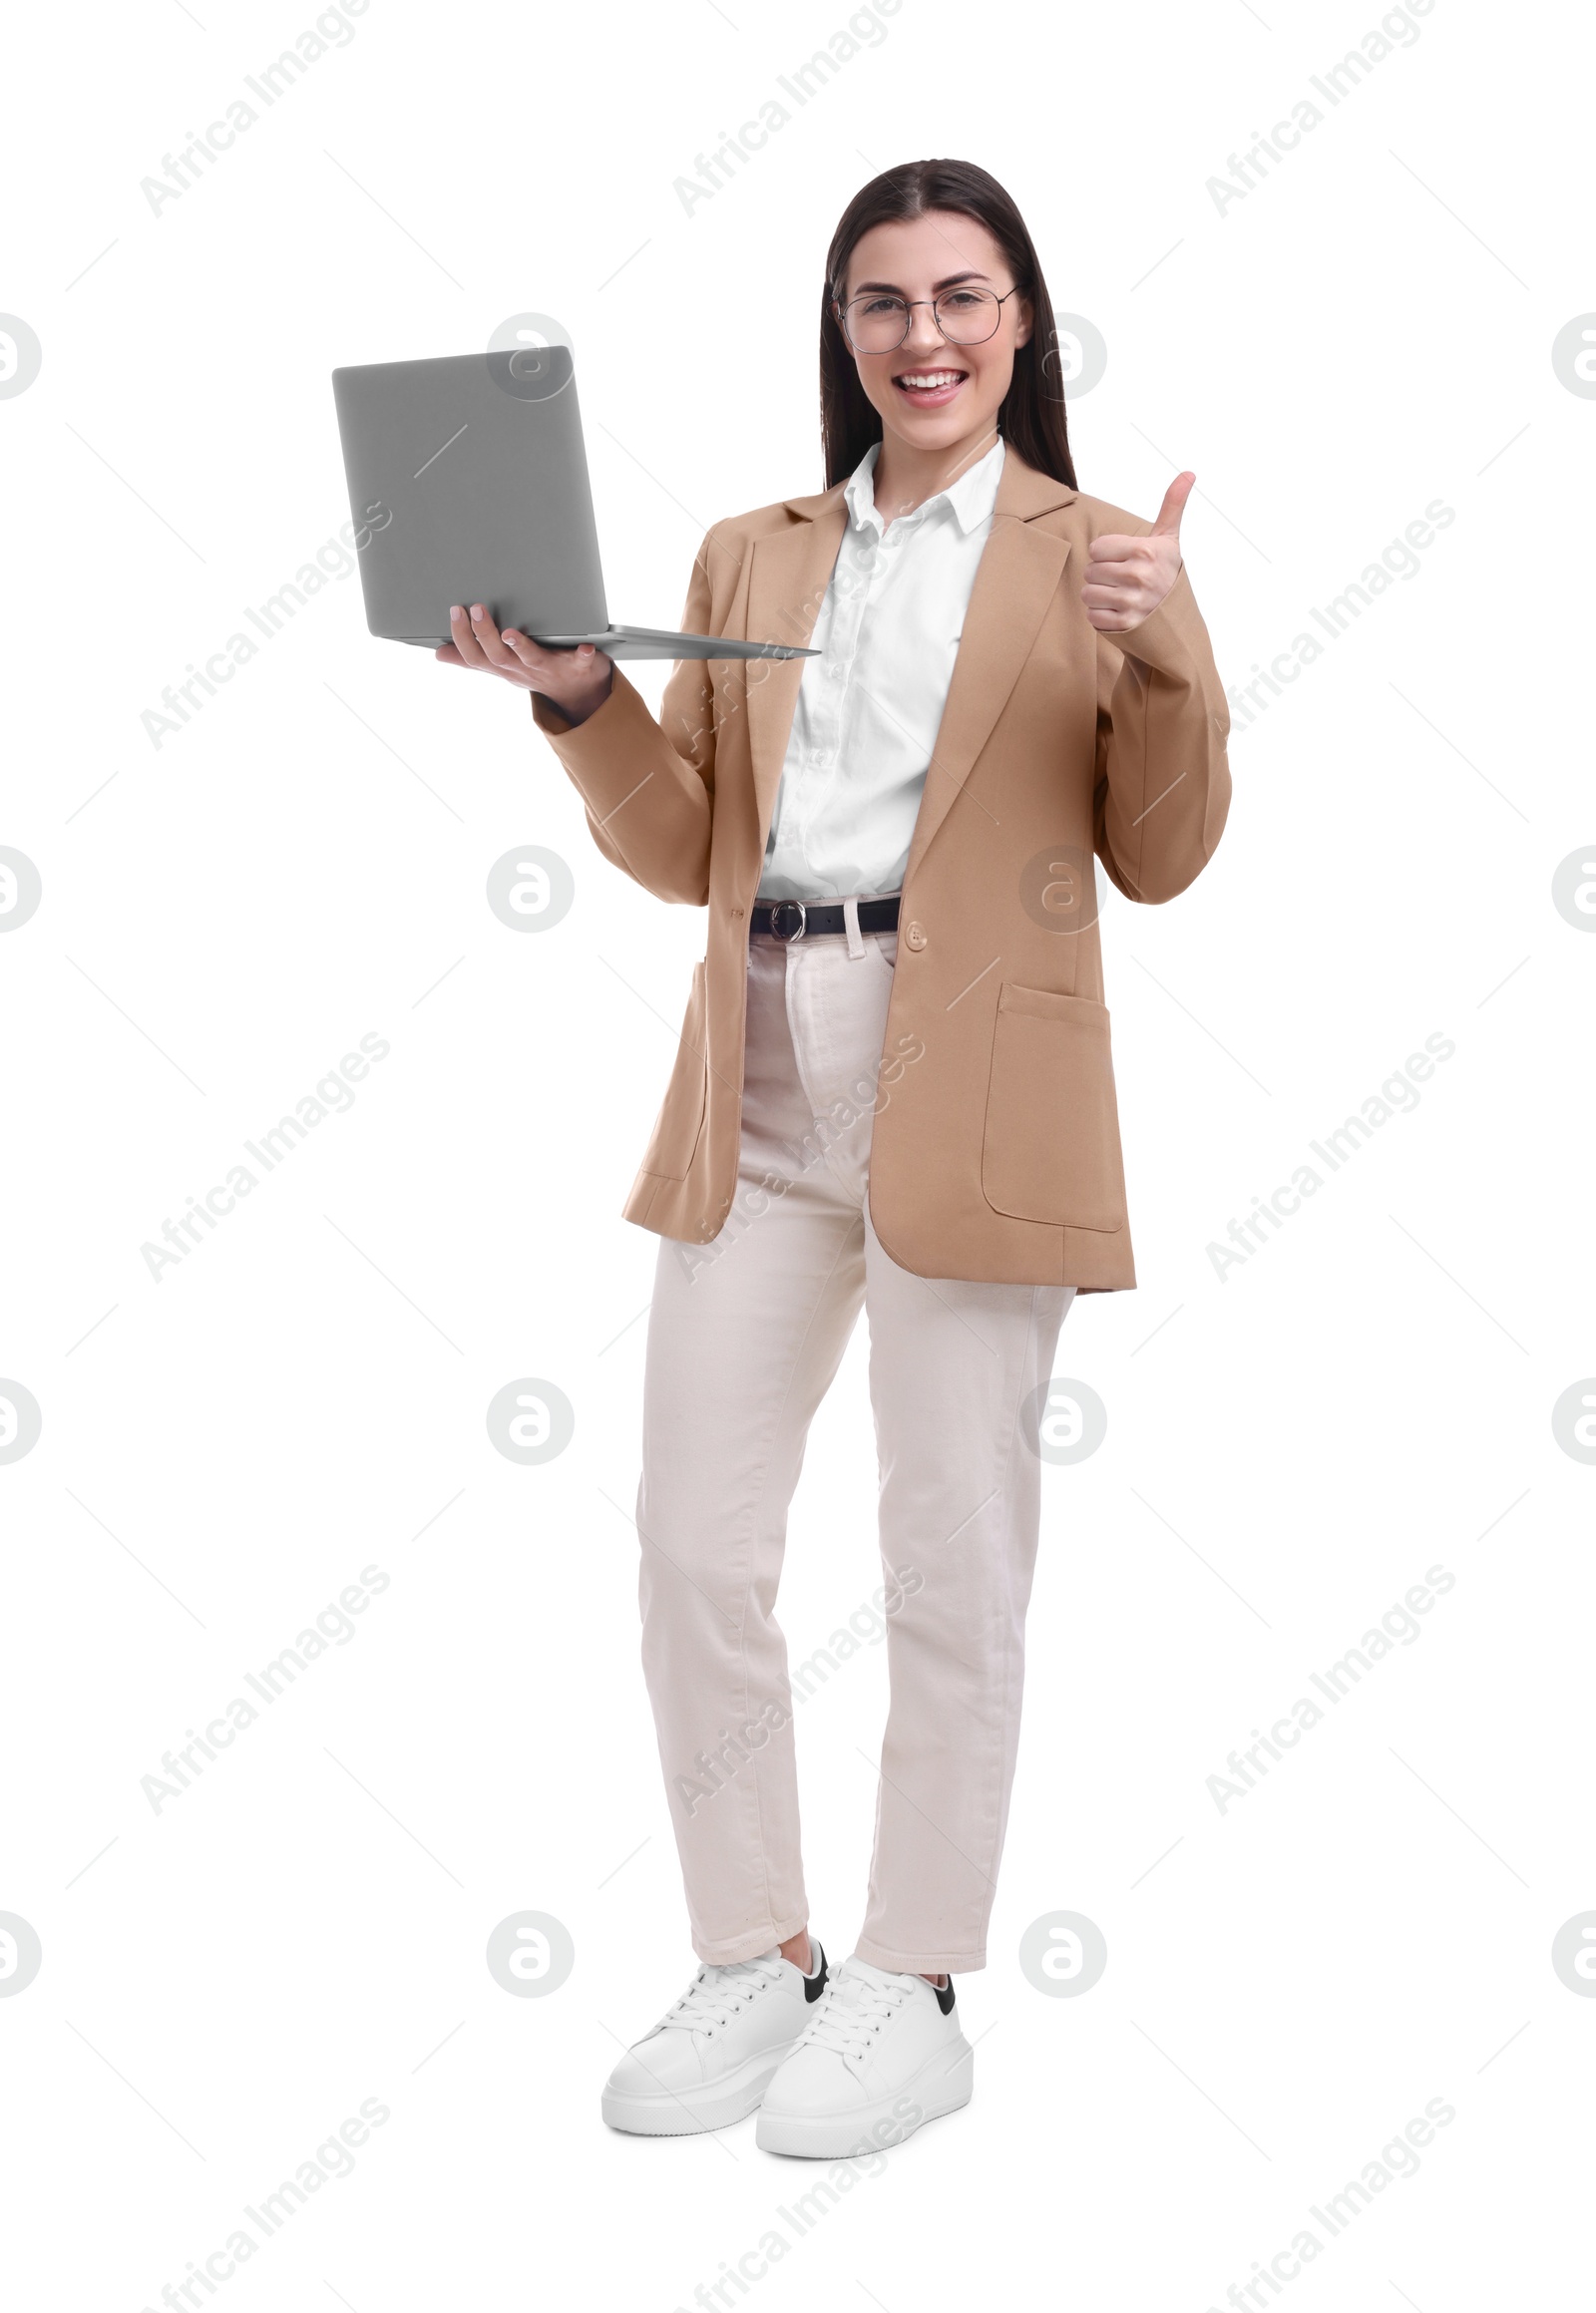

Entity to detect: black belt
[750,895,901,942]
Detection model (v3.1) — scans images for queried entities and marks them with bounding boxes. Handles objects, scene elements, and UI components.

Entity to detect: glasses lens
[935,288,1001,344]
[844,296,909,351]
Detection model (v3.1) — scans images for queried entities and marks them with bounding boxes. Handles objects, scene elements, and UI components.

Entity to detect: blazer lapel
[745,491,848,834]
[903,455,1074,874]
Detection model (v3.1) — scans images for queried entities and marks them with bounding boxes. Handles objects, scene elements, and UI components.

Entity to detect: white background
[2,0,1592,2305]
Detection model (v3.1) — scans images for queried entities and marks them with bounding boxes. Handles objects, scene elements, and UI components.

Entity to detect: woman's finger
[506,630,614,706]
[448,602,493,668]
[1084,533,1142,566]
[468,601,519,670]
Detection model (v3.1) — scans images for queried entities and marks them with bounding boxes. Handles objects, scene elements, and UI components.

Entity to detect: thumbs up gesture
[1082,471,1195,632]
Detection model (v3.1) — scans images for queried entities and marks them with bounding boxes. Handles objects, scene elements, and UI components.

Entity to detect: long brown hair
[819,158,1077,491]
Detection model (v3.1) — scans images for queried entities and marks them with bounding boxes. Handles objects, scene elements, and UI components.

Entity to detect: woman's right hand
[436,602,613,725]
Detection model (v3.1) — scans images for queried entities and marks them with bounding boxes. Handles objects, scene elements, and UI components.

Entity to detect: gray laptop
[330,345,817,660]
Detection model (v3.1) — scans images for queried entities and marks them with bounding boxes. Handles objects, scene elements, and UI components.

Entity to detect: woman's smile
[891,364,970,408]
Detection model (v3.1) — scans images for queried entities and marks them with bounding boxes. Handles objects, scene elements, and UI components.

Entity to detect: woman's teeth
[896,370,964,389]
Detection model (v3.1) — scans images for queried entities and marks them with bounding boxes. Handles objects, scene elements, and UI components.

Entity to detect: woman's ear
[1013,294,1034,350]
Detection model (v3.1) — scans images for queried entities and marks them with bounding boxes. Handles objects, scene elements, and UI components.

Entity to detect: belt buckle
[768,900,807,942]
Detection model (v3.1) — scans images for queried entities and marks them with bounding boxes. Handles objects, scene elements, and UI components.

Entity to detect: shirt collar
[843,434,1006,539]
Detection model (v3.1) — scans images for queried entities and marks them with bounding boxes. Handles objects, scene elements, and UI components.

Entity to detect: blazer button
[905,921,928,951]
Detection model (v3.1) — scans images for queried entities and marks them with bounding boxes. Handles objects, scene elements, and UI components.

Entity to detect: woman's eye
[862,297,902,315]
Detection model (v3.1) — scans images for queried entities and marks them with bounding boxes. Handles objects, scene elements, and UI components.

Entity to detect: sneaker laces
[656,1954,787,2036]
[798,1966,911,2058]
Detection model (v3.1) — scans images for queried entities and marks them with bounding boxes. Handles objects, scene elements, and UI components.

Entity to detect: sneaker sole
[602,2043,798,2137]
[754,2036,974,2158]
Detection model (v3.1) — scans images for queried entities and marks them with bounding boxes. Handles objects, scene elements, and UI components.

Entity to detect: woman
[438,158,1230,2156]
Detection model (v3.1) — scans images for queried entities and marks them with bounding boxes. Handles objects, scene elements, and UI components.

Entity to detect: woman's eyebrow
[849,268,994,294]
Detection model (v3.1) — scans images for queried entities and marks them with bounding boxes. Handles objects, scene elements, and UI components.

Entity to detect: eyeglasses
[834,284,1021,354]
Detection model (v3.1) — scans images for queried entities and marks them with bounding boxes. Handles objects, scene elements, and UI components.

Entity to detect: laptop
[330,345,818,660]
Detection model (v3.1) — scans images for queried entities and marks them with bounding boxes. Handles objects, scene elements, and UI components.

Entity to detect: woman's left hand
[1081,471,1195,632]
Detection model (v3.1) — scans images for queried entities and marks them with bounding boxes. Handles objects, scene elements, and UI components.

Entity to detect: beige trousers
[635,923,1074,1975]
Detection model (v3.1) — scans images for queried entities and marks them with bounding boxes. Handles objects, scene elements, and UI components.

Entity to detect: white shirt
[756,435,1006,904]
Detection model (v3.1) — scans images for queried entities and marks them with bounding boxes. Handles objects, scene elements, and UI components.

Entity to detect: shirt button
[905,921,928,951]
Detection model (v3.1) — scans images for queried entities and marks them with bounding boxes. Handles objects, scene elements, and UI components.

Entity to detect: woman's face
[837,208,1032,457]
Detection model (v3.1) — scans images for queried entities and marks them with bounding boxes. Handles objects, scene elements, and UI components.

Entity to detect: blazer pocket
[638,960,710,1181]
[981,981,1126,1233]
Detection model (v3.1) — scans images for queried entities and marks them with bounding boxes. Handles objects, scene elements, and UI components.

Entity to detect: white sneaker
[601,1940,828,2135]
[755,1955,974,2157]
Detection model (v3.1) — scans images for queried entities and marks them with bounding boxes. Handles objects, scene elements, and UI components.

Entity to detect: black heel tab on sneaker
[934,1976,956,2015]
[804,1942,828,2002]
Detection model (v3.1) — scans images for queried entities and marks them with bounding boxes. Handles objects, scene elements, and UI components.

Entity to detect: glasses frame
[833,283,1022,355]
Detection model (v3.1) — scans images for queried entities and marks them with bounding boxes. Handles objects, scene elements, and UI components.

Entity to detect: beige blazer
[532,447,1231,1291]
